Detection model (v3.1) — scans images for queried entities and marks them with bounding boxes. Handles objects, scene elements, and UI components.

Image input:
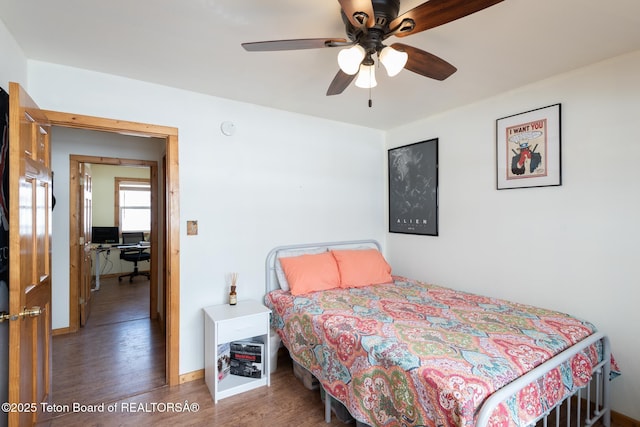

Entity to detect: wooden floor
[39,276,167,426]
[36,276,625,427]
[38,276,345,427]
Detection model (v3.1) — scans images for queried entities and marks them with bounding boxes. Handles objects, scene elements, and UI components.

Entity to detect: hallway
[47,276,165,420]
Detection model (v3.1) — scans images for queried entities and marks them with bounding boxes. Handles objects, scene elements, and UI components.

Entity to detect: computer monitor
[121,231,144,245]
[92,226,119,244]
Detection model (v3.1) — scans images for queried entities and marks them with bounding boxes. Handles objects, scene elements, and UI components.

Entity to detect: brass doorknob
[0,306,44,322]
[20,306,44,318]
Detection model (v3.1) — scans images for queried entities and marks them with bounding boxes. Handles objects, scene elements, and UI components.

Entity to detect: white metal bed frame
[265,240,612,427]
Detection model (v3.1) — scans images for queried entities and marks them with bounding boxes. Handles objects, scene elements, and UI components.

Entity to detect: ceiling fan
[242,0,505,96]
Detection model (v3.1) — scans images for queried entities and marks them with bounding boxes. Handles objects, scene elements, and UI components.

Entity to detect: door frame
[70,156,158,326]
[45,110,180,386]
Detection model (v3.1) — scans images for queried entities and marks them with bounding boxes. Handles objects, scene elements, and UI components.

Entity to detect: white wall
[29,61,386,376]
[91,164,151,228]
[385,50,640,420]
[0,19,26,91]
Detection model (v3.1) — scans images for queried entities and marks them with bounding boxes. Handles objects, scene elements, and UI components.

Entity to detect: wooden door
[7,82,52,426]
[79,163,93,326]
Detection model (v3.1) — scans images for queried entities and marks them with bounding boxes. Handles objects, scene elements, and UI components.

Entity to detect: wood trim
[148,165,159,322]
[52,327,73,336]
[44,110,180,387]
[575,397,639,427]
[613,411,640,427]
[70,155,165,166]
[160,155,167,335]
[44,110,178,138]
[165,132,180,386]
[68,159,80,334]
[114,179,118,226]
[91,272,145,281]
[179,369,204,384]
[71,157,158,325]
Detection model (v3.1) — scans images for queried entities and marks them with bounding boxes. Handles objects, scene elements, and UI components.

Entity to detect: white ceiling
[1,0,640,130]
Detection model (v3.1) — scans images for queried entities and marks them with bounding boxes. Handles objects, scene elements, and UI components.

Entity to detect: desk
[92,243,150,291]
[92,245,113,291]
[116,243,150,250]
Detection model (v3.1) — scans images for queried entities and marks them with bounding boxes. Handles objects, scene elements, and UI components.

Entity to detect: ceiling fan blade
[392,43,457,81]
[242,38,348,51]
[338,0,376,28]
[390,0,504,37]
[326,70,356,96]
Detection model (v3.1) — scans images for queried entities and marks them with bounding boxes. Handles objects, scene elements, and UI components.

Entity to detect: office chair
[118,231,150,283]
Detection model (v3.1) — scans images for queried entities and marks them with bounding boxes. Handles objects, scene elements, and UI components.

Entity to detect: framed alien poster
[388,138,438,236]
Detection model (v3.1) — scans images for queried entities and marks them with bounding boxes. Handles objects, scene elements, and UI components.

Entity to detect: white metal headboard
[264,239,382,294]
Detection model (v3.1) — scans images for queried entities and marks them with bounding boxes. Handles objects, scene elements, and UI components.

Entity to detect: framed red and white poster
[496,103,561,189]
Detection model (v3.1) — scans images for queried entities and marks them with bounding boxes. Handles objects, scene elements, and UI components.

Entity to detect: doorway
[70,157,158,328]
[46,110,180,386]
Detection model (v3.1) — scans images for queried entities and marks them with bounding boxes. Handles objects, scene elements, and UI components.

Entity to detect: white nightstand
[203,300,271,403]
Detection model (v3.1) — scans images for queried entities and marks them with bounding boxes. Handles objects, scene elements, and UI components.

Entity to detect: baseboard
[93,271,150,280]
[92,272,120,280]
[612,410,640,427]
[52,327,73,336]
[576,395,639,427]
[179,369,204,384]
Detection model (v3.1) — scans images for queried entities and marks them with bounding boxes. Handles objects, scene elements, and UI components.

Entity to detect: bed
[264,240,615,427]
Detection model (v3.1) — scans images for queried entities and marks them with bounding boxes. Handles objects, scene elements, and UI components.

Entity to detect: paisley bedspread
[265,277,609,427]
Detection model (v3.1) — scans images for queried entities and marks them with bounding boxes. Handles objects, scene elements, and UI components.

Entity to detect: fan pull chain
[368,66,373,108]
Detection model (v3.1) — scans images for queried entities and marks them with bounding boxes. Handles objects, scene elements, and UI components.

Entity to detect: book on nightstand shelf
[217,342,231,382]
[230,340,264,379]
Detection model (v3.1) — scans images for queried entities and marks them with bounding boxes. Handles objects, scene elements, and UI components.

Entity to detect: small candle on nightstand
[229,285,237,305]
[228,273,238,305]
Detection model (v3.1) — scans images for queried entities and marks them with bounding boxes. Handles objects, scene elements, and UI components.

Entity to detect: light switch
[187,220,198,236]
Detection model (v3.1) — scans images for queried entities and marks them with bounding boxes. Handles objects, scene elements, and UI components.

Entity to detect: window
[115,178,151,233]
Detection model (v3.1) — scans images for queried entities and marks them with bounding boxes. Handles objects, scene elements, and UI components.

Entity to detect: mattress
[266,276,609,427]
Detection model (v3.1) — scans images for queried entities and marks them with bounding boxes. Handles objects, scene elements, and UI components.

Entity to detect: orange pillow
[279,252,341,296]
[331,249,392,288]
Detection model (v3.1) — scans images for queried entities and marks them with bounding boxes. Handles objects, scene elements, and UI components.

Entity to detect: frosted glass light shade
[379,46,408,77]
[355,64,377,88]
[337,45,366,75]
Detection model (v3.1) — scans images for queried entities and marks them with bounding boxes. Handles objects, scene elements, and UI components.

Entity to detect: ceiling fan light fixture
[337,44,366,75]
[379,46,408,77]
[355,63,377,89]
